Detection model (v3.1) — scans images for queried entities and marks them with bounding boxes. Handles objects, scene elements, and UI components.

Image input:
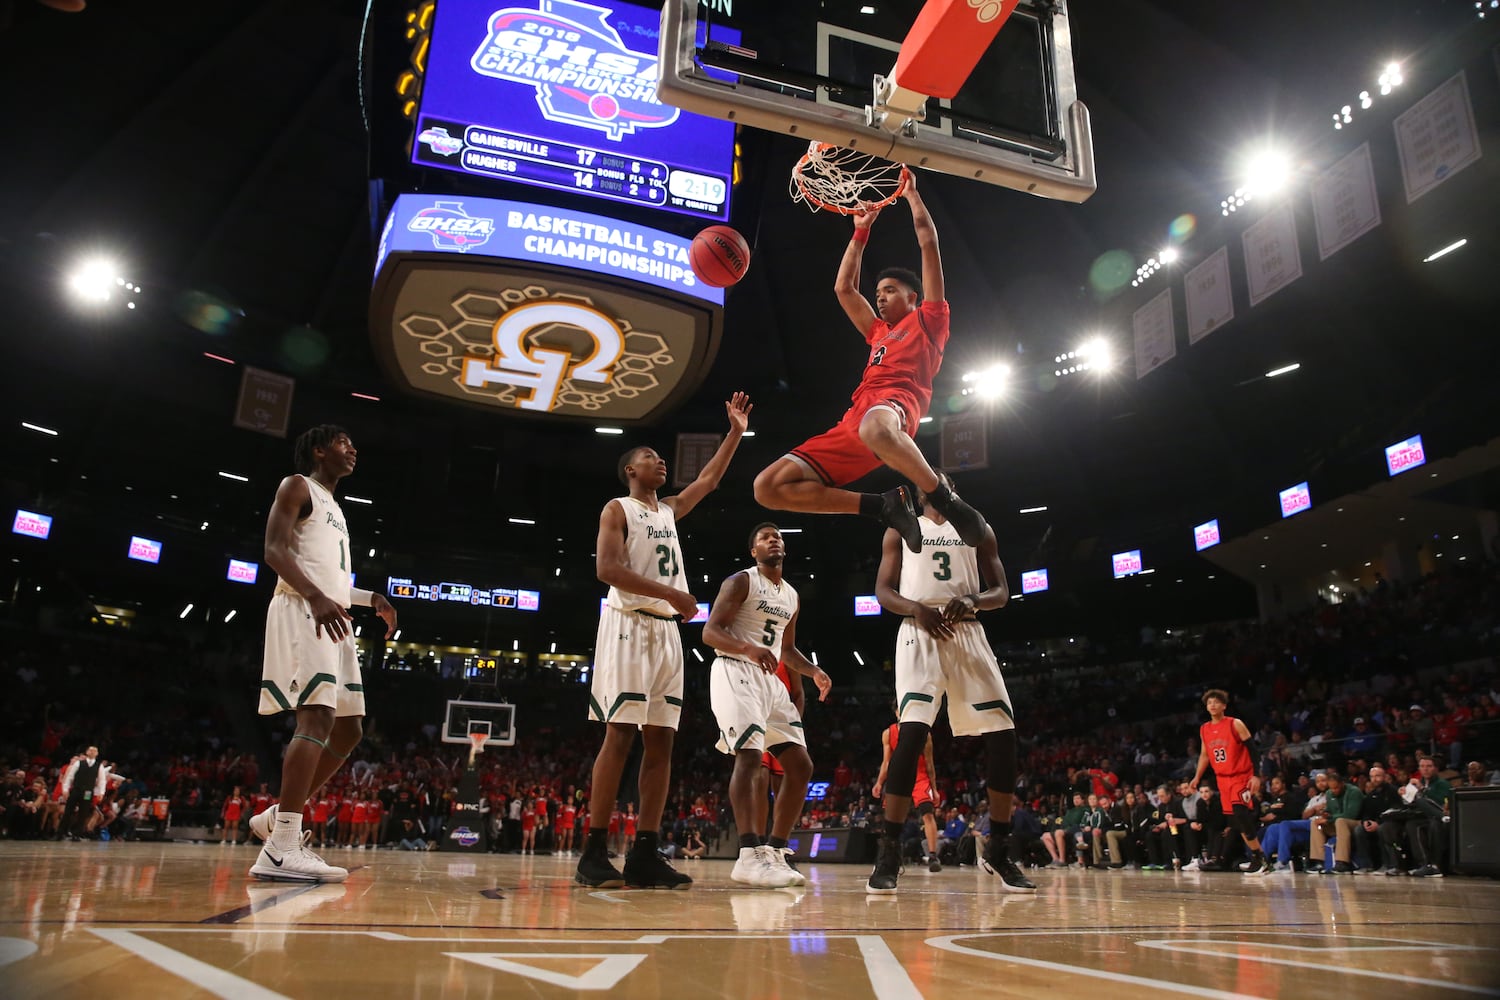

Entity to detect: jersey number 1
[339,539,347,571]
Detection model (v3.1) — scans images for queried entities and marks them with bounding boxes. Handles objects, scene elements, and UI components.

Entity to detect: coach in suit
[59,746,107,840]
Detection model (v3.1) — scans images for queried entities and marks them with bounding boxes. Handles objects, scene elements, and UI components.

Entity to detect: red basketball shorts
[788,386,921,486]
[761,750,784,777]
[1219,774,1253,815]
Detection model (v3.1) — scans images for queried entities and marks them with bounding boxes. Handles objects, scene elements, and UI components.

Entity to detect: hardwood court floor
[2,842,1497,998]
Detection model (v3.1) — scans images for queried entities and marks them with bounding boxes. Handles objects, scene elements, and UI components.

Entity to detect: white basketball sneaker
[248,804,277,843]
[767,847,806,886]
[731,846,770,886]
[249,841,349,883]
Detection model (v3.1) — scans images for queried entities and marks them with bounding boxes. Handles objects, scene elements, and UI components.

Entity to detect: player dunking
[575,393,752,889]
[753,169,988,554]
[1189,689,1268,874]
[872,704,941,872]
[248,425,397,882]
[867,477,1034,894]
[703,522,832,888]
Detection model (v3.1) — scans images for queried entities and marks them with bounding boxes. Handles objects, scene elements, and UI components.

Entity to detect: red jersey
[337,798,354,823]
[1201,716,1253,778]
[222,796,245,821]
[774,662,795,698]
[250,792,273,814]
[624,813,637,836]
[312,797,332,824]
[352,801,369,823]
[533,798,548,822]
[609,810,621,833]
[886,723,930,783]
[560,804,575,830]
[856,300,950,417]
[366,801,382,823]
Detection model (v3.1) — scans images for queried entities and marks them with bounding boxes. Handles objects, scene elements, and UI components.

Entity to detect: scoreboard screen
[412,0,739,221]
[387,576,541,612]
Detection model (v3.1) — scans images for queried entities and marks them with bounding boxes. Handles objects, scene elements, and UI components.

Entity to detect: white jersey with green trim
[605,496,688,616]
[898,515,980,609]
[275,474,353,607]
[712,565,798,663]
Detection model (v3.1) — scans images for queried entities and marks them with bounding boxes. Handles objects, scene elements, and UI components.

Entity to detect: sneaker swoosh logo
[265,850,284,866]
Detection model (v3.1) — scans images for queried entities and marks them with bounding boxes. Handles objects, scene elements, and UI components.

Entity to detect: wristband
[850,227,870,245]
[351,588,375,607]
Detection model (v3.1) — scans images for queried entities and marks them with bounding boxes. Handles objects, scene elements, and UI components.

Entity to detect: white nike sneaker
[731,846,770,886]
[766,846,806,886]
[248,804,277,843]
[249,842,349,882]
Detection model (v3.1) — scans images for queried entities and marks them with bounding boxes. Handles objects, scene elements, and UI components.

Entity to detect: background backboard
[442,698,517,747]
[658,0,1095,201]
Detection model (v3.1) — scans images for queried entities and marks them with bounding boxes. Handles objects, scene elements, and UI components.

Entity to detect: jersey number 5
[655,544,680,577]
[760,618,777,646]
[932,551,951,581]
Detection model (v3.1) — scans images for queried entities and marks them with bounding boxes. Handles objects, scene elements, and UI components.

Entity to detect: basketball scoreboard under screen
[387,576,541,611]
[411,0,738,220]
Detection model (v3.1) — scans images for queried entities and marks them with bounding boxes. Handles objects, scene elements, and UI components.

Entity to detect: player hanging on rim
[872,702,942,872]
[576,393,752,890]
[703,522,832,888]
[753,168,989,555]
[248,425,397,883]
[1189,689,1269,874]
[866,475,1034,894]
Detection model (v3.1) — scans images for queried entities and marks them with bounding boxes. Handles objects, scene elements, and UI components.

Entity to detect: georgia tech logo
[461,300,623,412]
[470,0,680,141]
[407,201,495,252]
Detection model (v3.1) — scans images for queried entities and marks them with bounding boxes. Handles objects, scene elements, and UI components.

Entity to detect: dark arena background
[2,1,1500,997]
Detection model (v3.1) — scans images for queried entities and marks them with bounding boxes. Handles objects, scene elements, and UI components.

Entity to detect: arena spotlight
[1054,339,1112,377]
[1423,238,1467,262]
[1265,362,1301,378]
[179,603,194,620]
[1378,62,1403,95]
[224,610,237,623]
[961,363,1010,399]
[67,257,123,304]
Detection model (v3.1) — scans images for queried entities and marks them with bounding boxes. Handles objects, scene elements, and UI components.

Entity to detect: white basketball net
[468,732,488,763]
[789,142,908,215]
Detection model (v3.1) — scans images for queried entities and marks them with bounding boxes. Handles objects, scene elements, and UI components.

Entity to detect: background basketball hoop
[467,722,491,767]
[790,142,909,215]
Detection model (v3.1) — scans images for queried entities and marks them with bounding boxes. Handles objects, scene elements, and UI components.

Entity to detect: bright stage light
[68,258,121,303]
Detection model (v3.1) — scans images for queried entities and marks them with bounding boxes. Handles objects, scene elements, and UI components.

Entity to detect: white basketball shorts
[589,606,684,730]
[260,592,364,717]
[895,618,1015,736]
[709,656,806,756]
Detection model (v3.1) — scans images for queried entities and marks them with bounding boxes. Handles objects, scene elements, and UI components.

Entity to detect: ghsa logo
[470,0,679,141]
[450,826,482,847]
[407,201,495,253]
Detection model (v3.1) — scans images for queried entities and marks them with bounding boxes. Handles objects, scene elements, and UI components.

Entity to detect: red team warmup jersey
[1201,716,1253,815]
[790,300,951,487]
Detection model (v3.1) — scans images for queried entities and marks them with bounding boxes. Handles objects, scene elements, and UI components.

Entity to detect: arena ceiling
[2,0,1498,648]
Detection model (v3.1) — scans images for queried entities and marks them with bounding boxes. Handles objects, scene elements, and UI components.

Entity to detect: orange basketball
[689,225,751,287]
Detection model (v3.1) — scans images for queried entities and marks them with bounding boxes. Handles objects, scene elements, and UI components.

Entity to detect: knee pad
[884,722,929,798]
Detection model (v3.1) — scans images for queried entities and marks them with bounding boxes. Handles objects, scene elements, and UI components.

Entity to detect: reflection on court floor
[3,843,1498,998]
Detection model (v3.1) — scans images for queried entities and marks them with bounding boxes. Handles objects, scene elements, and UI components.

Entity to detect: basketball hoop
[790,142,909,215]
[468,731,488,766]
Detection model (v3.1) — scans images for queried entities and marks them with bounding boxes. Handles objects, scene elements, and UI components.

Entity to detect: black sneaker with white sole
[866,839,902,895]
[980,850,1037,893]
[925,486,989,548]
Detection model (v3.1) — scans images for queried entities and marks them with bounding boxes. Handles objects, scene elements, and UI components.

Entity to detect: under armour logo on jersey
[726,727,736,738]
[289,680,299,693]
[618,633,630,641]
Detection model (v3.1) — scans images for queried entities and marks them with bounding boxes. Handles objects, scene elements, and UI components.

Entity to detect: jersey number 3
[932,551,952,581]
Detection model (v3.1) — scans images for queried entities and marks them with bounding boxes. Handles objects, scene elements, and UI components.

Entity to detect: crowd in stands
[3,561,1498,879]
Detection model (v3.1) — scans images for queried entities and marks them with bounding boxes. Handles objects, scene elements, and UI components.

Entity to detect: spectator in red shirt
[834,760,852,789]
[1088,760,1120,801]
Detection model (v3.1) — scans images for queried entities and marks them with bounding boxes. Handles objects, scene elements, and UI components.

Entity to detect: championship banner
[1242,202,1302,308]
[232,367,294,439]
[940,415,988,472]
[1184,246,1232,345]
[1132,287,1175,380]
[1394,71,1481,204]
[1312,143,1381,261]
